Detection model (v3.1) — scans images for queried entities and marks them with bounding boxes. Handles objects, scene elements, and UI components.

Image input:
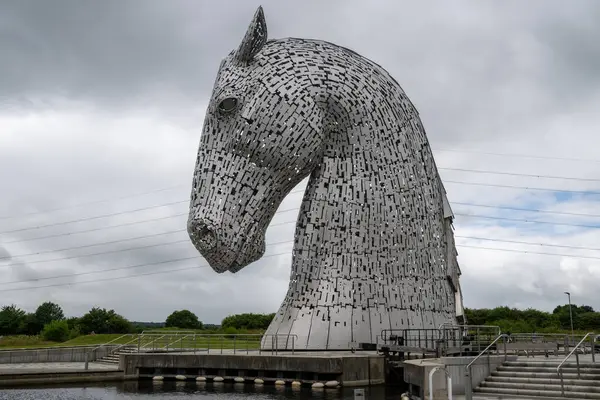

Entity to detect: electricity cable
[454,213,600,229]
[1,243,598,293]
[0,239,295,283]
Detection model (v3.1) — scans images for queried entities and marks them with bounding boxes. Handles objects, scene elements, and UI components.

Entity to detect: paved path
[0,362,118,374]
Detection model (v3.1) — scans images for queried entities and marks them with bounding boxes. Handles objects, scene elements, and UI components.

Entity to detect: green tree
[221,313,275,330]
[41,320,70,342]
[79,307,132,334]
[65,317,80,331]
[0,305,27,335]
[579,312,600,330]
[20,313,41,335]
[21,302,66,335]
[35,302,64,326]
[165,310,203,329]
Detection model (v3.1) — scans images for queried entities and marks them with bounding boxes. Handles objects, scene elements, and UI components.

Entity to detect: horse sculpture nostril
[191,222,217,251]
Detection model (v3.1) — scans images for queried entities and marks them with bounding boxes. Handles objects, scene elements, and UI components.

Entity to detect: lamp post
[564,291,574,344]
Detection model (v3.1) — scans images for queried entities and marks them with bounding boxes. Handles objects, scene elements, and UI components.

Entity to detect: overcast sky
[1,0,600,324]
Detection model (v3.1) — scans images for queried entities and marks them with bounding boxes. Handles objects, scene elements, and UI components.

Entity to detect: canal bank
[0,362,128,387]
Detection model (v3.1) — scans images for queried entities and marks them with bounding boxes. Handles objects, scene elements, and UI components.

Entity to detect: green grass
[0,332,270,350]
[0,335,55,349]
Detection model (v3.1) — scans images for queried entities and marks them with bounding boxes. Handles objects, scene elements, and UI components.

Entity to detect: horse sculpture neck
[258,38,463,349]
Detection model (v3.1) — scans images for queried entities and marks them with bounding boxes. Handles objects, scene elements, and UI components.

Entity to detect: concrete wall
[440,354,517,394]
[341,356,385,386]
[120,353,385,386]
[0,346,118,364]
[404,354,518,397]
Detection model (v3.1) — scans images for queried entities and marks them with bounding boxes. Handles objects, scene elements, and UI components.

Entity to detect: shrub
[41,320,70,342]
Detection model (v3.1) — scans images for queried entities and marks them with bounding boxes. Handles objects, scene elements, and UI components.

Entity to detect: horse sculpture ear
[234,6,268,64]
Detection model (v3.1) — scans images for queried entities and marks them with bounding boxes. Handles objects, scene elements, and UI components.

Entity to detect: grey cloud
[1,0,600,322]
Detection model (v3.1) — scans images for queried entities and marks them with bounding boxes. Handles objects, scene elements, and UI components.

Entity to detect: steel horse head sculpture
[188,7,465,350]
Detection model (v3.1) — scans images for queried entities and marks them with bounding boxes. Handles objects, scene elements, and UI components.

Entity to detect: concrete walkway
[0,362,119,374]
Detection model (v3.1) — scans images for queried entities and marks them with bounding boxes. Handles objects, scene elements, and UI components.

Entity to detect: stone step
[504,361,600,368]
[487,375,599,386]
[474,386,600,399]
[95,359,119,365]
[492,370,600,380]
[480,380,600,393]
[497,365,600,374]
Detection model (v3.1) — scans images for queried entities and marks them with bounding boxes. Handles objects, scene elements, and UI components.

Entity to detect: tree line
[0,303,276,343]
[465,304,600,332]
[5,301,596,344]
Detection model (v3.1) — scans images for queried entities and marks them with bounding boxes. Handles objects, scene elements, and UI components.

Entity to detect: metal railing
[557,332,597,396]
[464,333,508,400]
[428,366,453,400]
[84,333,135,370]
[85,331,300,368]
[378,325,502,357]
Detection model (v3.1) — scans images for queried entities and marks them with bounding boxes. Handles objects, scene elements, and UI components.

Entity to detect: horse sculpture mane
[188,6,465,350]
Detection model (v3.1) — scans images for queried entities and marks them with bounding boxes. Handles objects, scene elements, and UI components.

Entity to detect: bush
[41,320,70,342]
[222,326,238,339]
[221,313,275,330]
[165,310,203,330]
[79,307,133,334]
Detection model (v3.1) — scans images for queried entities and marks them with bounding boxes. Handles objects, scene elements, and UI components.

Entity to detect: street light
[564,291,574,343]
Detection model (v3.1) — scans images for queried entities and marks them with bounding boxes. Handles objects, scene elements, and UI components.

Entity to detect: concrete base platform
[120,351,385,387]
[0,362,125,388]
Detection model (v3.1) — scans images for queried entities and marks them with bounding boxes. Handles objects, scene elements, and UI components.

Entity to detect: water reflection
[0,381,405,399]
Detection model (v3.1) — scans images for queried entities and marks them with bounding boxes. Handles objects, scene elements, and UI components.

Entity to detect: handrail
[437,323,501,335]
[557,332,596,396]
[158,334,194,350]
[428,366,453,400]
[464,333,507,400]
[84,333,134,370]
[465,333,507,371]
[140,334,168,350]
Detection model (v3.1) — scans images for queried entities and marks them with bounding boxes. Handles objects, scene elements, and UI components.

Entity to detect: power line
[0,205,299,237]
[434,148,600,164]
[0,189,305,236]
[445,180,600,196]
[456,236,600,252]
[0,200,188,235]
[0,185,305,225]
[1,212,188,245]
[451,202,600,218]
[455,213,600,230]
[0,212,299,246]
[1,177,596,241]
[0,184,187,221]
[457,244,600,260]
[440,167,600,183]
[0,250,294,293]
[0,229,186,261]
[0,239,190,268]
[2,242,598,293]
[0,239,295,283]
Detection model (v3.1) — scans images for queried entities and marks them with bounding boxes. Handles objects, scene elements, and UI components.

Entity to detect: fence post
[464,366,472,400]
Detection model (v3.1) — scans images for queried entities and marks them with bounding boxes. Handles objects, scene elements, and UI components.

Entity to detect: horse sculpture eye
[217,97,238,114]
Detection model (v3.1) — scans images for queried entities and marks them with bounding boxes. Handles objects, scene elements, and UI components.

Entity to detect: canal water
[0,381,407,400]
